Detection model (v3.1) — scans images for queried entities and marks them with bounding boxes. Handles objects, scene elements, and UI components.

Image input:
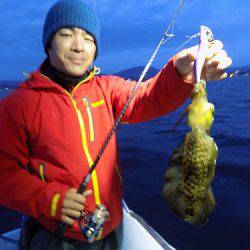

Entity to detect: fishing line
[175,32,200,52]
[160,22,175,45]
[48,0,187,249]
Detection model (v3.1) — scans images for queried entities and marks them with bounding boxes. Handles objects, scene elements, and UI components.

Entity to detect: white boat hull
[0,201,175,250]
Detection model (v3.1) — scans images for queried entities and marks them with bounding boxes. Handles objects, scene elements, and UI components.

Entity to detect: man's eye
[85,36,94,42]
[60,33,72,37]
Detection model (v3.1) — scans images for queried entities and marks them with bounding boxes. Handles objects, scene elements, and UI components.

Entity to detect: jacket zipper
[65,70,101,207]
[83,97,95,142]
[40,67,102,225]
[68,94,101,206]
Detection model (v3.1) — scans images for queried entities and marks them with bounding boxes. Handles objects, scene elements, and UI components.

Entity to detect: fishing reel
[78,205,109,243]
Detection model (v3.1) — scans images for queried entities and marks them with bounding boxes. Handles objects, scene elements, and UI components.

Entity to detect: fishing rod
[79,0,187,195]
[48,0,186,249]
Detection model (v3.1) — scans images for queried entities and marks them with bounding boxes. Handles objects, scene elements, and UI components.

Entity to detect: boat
[0,201,175,250]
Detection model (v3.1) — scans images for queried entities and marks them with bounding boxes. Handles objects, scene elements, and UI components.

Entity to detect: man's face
[48,27,96,77]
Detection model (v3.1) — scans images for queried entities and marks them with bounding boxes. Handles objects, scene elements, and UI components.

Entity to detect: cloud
[96,0,172,27]
[0,0,249,80]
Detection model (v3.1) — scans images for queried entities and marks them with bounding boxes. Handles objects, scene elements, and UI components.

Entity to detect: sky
[0,0,249,80]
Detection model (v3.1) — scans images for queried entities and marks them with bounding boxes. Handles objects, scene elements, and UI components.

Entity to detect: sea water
[0,76,249,250]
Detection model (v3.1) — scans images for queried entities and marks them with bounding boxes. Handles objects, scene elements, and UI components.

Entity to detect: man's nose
[71,36,85,52]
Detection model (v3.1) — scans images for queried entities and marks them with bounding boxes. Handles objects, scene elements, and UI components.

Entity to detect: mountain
[112,65,250,81]
[0,67,159,87]
[0,80,20,89]
[113,66,159,81]
[1,65,249,87]
[228,66,250,76]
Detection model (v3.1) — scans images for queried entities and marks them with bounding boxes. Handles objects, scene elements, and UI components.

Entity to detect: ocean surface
[0,75,249,250]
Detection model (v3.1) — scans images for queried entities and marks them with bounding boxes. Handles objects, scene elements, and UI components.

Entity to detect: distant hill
[1,64,249,87]
[228,66,250,76]
[0,80,20,89]
[113,66,159,81]
[113,65,250,80]
[0,67,160,87]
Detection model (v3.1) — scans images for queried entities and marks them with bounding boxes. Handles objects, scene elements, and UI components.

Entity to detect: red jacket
[0,58,193,240]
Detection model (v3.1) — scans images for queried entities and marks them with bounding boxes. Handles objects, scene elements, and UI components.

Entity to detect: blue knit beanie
[43,0,100,59]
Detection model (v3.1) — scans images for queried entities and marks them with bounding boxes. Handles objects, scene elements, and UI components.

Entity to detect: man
[0,0,232,249]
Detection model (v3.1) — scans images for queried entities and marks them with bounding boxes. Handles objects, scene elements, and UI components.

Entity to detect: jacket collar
[19,59,100,94]
[40,58,89,92]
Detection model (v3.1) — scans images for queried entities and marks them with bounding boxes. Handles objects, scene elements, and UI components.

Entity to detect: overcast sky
[0,0,249,80]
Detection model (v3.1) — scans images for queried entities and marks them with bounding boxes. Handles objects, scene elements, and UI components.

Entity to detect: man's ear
[46,37,54,55]
[46,42,51,55]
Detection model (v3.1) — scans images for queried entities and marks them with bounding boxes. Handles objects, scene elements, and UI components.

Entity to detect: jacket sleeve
[0,94,69,222]
[110,57,194,123]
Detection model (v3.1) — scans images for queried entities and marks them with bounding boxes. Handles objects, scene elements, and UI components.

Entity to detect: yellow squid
[163,26,218,225]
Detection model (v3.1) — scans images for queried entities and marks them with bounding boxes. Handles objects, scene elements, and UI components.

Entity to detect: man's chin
[66,66,88,77]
